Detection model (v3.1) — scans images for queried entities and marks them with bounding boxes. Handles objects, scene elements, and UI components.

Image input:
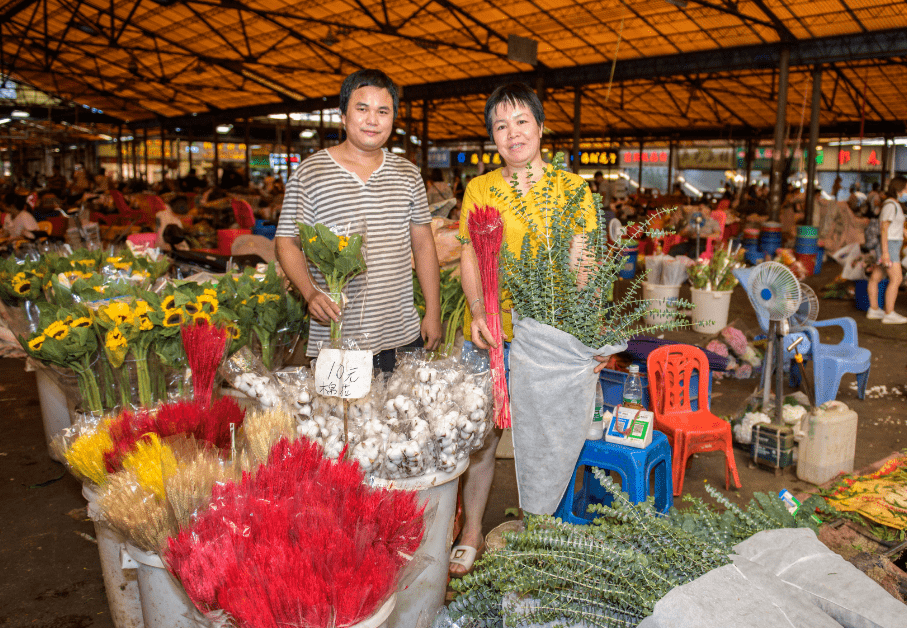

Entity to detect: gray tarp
[509,313,626,515]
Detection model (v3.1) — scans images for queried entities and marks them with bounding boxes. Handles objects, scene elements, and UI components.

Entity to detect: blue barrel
[794,237,819,254]
[813,247,824,274]
[253,219,277,240]
[797,225,818,238]
[619,245,639,279]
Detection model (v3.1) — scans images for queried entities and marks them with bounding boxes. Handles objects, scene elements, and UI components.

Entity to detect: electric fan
[608,217,625,243]
[790,282,820,329]
[745,262,802,425]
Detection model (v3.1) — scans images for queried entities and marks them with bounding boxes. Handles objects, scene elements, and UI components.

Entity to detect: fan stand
[760,318,789,426]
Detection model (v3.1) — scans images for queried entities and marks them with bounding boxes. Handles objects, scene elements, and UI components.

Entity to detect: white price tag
[314,348,373,399]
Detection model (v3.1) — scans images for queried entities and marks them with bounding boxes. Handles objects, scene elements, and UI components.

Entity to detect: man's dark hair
[3,192,27,212]
[162,224,186,246]
[484,83,545,141]
[338,69,399,118]
[169,195,190,215]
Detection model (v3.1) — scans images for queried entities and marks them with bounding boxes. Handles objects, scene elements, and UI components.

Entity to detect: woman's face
[491,100,543,170]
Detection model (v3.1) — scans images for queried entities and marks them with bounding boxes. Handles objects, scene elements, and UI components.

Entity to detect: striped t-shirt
[276,149,432,356]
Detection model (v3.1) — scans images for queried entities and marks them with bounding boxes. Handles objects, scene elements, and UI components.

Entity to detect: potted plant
[686,242,744,334]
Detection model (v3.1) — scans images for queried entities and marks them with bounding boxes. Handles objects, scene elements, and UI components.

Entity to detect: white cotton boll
[297,389,311,404]
[469,409,485,422]
[387,445,404,463]
[418,368,430,383]
[394,395,407,412]
[460,420,475,434]
[298,404,312,417]
[403,441,420,458]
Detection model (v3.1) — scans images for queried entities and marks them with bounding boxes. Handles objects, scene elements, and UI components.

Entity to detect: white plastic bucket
[353,594,397,628]
[125,542,210,628]
[82,484,144,628]
[368,458,469,628]
[690,287,733,334]
[642,282,681,326]
[36,368,73,461]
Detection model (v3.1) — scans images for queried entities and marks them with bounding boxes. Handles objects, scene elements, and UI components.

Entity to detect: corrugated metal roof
[1,0,907,141]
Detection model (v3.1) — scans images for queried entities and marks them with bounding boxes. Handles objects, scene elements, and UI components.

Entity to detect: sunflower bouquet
[296,222,366,341]
[219,264,304,370]
[20,303,104,413]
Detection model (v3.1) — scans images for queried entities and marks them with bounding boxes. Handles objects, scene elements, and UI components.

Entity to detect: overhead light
[11,110,29,118]
[216,124,233,134]
[396,128,406,135]
[852,145,862,151]
[300,129,315,139]
[99,134,113,141]
[391,147,405,154]
[665,0,688,7]
[268,114,289,120]
[0,118,10,125]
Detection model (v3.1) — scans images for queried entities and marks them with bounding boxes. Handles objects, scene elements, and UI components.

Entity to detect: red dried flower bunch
[166,437,426,628]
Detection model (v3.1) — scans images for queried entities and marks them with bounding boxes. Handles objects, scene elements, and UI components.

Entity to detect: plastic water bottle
[587,381,605,440]
[622,364,644,408]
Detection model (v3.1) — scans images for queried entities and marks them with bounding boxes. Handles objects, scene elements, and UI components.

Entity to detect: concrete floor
[1,258,906,627]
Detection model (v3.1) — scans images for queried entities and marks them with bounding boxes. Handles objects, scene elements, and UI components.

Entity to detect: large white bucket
[125,542,210,628]
[368,458,469,628]
[642,282,681,326]
[82,484,144,628]
[796,402,858,485]
[353,594,397,628]
[690,287,733,334]
[36,368,74,461]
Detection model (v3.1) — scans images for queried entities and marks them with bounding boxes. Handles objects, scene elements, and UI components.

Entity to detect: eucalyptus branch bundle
[468,206,511,429]
[494,154,690,349]
[448,472,825,627]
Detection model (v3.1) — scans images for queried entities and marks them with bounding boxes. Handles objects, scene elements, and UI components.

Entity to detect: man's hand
[593,354,612,374]
[421,311,443,350]
[305,290,341,325]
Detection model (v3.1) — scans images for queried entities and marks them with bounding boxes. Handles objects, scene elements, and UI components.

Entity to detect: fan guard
[746,261,802,321]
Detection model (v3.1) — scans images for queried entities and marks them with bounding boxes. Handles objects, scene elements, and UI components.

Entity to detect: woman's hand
[470,313,498,350]
[305,290,341,325]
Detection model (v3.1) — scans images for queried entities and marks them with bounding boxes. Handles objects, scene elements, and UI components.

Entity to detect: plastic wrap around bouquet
[297,220,367,345]
[166,436,427,628]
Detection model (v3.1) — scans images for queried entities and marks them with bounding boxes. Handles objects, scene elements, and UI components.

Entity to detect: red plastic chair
[700,209,727,260]
[126,232,159,249]
[231,199,256,229]
[646,344,741,496]
[148,195,169,216]
[110,190,152,226]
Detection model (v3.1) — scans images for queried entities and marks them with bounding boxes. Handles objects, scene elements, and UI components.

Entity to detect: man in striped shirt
[275,69,442,371]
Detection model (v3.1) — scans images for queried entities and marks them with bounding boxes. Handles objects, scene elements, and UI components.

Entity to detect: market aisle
[0,359,114,628]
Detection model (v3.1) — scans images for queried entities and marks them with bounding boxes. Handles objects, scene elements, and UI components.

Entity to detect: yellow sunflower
[137,315,154,331]
[161,295,176,310]
[28,335,46,351]
[76,259,95,267]
[183,301,200,315]
[105,328,128,351]
[203,288,217,299]
[133,300,152,317]
[92,286,106,294]
[256,294,280,304]
[191,312,212,325]
[70,317,92,328]
[162,309,184,327]
[45,321,70,340]
[11,272,31,295]
[104,302,134,325]
[225,324,241,339]
[196,294,218,314]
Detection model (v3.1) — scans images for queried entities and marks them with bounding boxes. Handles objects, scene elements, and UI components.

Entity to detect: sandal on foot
[448,542,485,577]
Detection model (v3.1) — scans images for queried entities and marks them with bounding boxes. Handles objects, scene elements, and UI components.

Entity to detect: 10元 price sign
[314,349,373,398]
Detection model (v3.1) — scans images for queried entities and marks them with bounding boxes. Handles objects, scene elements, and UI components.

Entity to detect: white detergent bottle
[587,381,605,440]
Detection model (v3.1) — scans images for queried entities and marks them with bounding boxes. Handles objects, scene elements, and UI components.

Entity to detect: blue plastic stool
[554,430,673,524]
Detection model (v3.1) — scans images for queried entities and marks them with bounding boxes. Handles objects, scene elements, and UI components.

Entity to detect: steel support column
[421,100,429,176]
[285,115,293,177]
[667,141,674,195]
[805,65,822,226]
[638,139,644,193]
[572,88,581,174]
[769,47,791,222]
[213,123,219,184]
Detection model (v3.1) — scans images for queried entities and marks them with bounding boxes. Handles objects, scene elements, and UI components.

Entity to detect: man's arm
[275,236,339,324]
[410,222,443,350]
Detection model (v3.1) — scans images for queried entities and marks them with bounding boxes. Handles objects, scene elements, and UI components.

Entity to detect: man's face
[341,86,394,153]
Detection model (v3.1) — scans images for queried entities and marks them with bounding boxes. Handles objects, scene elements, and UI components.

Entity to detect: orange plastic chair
[646,344,741,496]
[231,199,256,229]
[700,209,727,260]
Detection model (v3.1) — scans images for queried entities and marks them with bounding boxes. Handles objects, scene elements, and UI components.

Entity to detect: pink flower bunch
[733,363,753,379]
[705,339,729,357]
[166,437,425,628]
[720,326,748,356]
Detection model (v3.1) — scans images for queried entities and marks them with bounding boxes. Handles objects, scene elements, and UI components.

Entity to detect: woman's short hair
[885,176,907,199]
[484,83,545,141]
[338,69,399,118]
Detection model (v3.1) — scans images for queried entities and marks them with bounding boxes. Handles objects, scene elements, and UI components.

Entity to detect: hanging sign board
[314,349,373,398]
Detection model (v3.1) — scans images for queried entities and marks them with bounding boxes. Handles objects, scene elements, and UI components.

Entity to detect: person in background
[866,176,907,324]
[68,163,92,203]
[866,181,882,217]
[847,183,867,215]
[46,165,67,199]
[275,68,442,372]
[93,167,110,192]
[1,192,39,239]
[155,195,192,251]
[220,164,245,189]
[180,168,206,192]
[426,168,456,217]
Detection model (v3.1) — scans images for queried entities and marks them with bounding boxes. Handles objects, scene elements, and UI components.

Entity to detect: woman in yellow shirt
[450,83,599,576]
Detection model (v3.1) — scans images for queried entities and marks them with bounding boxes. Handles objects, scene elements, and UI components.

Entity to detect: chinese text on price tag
[314,349,373,398]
